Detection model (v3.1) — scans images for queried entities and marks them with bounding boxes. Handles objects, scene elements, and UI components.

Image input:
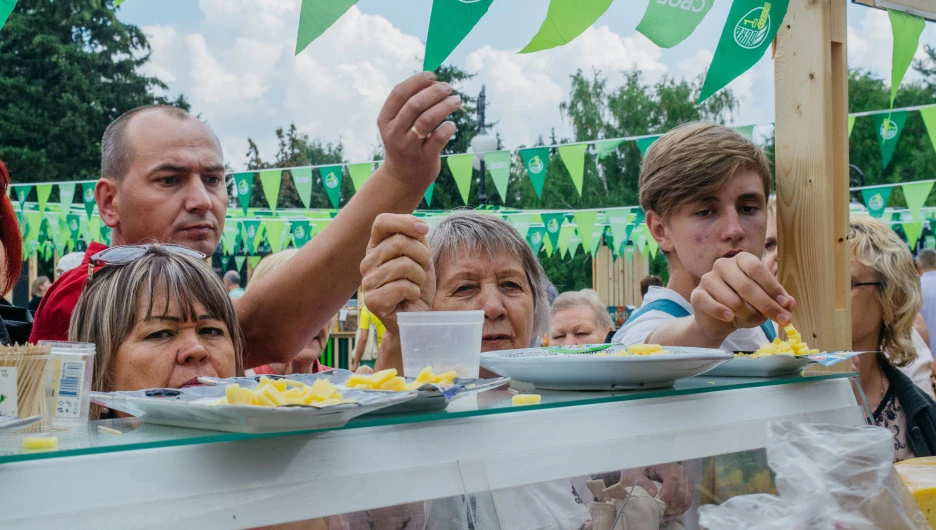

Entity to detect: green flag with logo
[348,163,374,192]
[484,151,511,203]
[519,147,549,199]
[902,181,934,221]
[698,0,789,103]
[637,0,714,48]
[635,136,659,157]
[319,165,343,208]
[447,154,474,205]
[81,183,96,218]
[888,10,925,107]
[234,255,246,273]
[424,181,436,207]
[574,211,597,253]
[290,168,314,209]
[595,139,624,160]
[540,213,565,250]
[860,186,891,219]
[424,0,494,71]
[233,172,254,216]
[520,0,613,53]
[13,185,29,212]
[66,214,81,243]
[259,170,282,212]
[221,227,238,255]
[292,220,312,248]
[557,143,587,196]
[58,182,76,213]
[295,0,359,55]
[509,213,533,240]
[527,226,546,255]
[35,184,52,214]
[1,0,18,32]
[920,107,936,155]
[242,220,261,254]
[222,256,231,271]
[872,111,908,168]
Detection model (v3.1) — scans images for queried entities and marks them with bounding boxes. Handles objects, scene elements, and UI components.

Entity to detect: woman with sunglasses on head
[849,217,936,461]
[68,244,243,419]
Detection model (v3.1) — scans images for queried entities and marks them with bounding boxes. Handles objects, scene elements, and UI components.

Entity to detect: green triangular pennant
[608,210,631,253]
[861,186,892,219]
[484,151,511,203]
[1,0,19,31]
[242,220,261,253]
[626,246,635,263]
[574,211,597,253]
[903,221,923,249]
[88,216,101,242]
[81,183,95,218]
[100,225,111,245]
[568,236,581,259]
[519,147,549,199]
[732,125,755,140]
[873,111,908,168]
[66,214,81,243]
[348,163,374,192]
[595,139,624,159]
[920,108,936,155]
[35,184,52,214]
[259,170,283,212]
[698,0,790,103]
[636,0,714,48]
[557,224,575,258]
[233,172,254,216]
[447,154,474,205]
[509,213,533,240]
[24,211,40,244]
[520,0,613,54]
[926,235,936,250]
[249,255,262,270]
[319,165,343,208]
[290,168,314,209]
[234,255,246,273]
[292,220,312,248]
[527,226,546,254]
[902,181,934,221]
[424,181,436,207]
[221,227,238,255]
[888,9,926,107]
[635,136,659,157]
[262,219,287,252]
[543,232,555,257]
[14,185,29,212]
[423,0,493,71]
[848,115,856,138]
[295,0,359,55]
[591,227,604,257]
[222,256,232,271]
[540,213,565,250]
[557,143,587,196]
[58,182,76,212]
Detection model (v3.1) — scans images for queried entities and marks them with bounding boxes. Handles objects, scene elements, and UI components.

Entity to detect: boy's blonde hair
[640,123,771,219]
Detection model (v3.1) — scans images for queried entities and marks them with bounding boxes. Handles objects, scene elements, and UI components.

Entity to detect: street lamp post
[470,85,497,207]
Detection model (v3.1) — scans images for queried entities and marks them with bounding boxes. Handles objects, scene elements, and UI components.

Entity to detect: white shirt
[919,270,936,352]
[611,286,770,351]
[900,329,936,399]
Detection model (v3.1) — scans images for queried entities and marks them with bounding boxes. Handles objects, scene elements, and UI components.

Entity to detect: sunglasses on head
[87,244,206,282]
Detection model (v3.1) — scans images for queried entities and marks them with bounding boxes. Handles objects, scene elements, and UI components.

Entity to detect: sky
[118,0,936,171]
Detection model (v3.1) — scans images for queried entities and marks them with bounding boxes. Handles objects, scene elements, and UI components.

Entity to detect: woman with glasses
[68,244,243,419]
[849,217,936,461]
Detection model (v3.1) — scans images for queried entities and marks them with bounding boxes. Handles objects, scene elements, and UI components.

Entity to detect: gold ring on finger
[409,126,429,139]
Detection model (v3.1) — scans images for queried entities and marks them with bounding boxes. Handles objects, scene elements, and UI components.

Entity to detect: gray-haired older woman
[362,211,550,373]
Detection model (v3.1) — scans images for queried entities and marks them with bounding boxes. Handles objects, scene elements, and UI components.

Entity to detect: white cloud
[677,49,713,80]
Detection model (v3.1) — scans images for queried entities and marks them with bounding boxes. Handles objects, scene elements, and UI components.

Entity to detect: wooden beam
[775,0,852,371]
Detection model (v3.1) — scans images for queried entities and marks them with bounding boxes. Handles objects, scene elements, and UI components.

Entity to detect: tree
[0,0,187,185]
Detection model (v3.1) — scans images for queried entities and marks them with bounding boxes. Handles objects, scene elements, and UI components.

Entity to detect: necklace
[877,360,888,409]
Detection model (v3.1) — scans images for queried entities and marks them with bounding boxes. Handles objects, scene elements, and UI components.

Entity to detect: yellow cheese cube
[307,379,342,401]
[512,394,541,406]
[346,374,373,388]
[259,385,286,406]
[280,378,307,389]
[415,366,435,383]
[369,369,398,387]
[22,437,58,451]
[379,377,406,391]
[895,457,936,528]
[435,370,458,384]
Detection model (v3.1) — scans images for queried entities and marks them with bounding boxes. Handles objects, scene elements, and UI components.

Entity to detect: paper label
[54,360,85,419]
[806,350,863,367]
[0,367,18,416]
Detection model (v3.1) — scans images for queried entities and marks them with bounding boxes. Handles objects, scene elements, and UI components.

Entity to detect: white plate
[480,345,733,390]
[91,386,416,434]
[705,354,812,377]
[200,371,511,414]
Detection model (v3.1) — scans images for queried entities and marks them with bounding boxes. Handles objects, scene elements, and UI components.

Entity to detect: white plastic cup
[397,310,484,378]
[38,341,95,426]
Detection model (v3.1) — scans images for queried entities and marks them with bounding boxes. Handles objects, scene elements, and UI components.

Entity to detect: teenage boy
[613,123,795,350]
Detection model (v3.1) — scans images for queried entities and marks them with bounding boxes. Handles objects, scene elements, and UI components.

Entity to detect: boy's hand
[690,252,795,341]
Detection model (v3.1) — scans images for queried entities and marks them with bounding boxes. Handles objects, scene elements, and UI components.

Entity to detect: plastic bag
[698,421,929,529]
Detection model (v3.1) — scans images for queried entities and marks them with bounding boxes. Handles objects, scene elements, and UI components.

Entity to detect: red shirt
[29,242,109,343]
[253,360,331,375]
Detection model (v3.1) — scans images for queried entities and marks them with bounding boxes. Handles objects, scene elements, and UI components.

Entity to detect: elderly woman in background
[68,245,243,419]
[361,211,690,529]
[550,289,614,346]
[848,217,936,461]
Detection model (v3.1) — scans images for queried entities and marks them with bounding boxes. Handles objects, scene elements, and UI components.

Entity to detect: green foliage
[0,0,187,184]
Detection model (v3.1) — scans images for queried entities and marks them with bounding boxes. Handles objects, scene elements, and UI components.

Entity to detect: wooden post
[774,0,851,370]
[27,253,37,299]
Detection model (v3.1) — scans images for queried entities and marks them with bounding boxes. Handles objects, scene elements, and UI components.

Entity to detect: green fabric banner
[568,235,580,259]
[591,226,604,257]
[527,226,546,255]
[519,147,549,199]
[574,211,597,254]
[319,165,343,209]
[484,151,511,203]
[635,136,659,157]
[35,184,52,214]
[291,168,314,209]
[888,10,925,107]
[927,235,936,250]
[262,219,287,252]
[732,125,754,140]
[424,181,436,207]
[698,0,789,103]
[13,185,28,212]
[557,143,587,196]
[348,162,374,192]
[233,172,254,216]
[295,0,359,55]
[902,181,934,221]
[543,232,554,257]
[520,0,613,54]
[259,170,282,212]
[249,255,262,269]
[636,0,714,48]
[292,220,312,248]
[242,220,261,254]
[595,139,624,160]
[0,0,17,32]
[222,256,231,271]
[848,115,856,138]
[920,107,936,154]
[424,0,494,71]
[58,182,76,213]
[221,227,238,256]
[608,209,631,254]
[100,225,111,245]
[88,216,101,242]
[860,186,892,219]
[508,213,533,240]
[234,255,246,273]
[873,111,908,168]
[557,224,575,258]
[903,221,923,249]
[540,212,565,250]
[447,153,474,205]
[81,183,96,218]
[66,214,81,243]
